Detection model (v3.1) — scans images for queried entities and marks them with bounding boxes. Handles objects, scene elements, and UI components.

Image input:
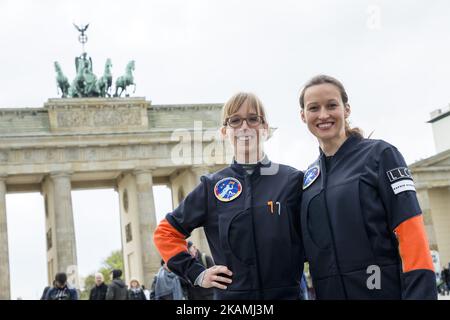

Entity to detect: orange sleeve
[394,214,434,273]
[153,218,188,263]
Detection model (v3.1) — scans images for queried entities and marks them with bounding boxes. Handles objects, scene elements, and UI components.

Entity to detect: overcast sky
[1,0,449,299]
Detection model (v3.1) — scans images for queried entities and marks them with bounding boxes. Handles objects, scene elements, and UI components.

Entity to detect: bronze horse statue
[68,60,86,98]
[97,58,113,97]
[54,61,70,98]
[114,60,136,97]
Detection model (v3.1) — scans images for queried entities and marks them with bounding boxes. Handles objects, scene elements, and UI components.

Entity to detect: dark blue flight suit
[165,159,304,300]
[301,134,437,299]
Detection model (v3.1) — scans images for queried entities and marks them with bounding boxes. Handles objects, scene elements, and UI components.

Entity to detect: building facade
[0,97,232,299]
[410,106,450,270]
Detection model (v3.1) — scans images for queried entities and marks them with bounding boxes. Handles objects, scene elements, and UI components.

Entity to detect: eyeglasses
[224,115,265,128]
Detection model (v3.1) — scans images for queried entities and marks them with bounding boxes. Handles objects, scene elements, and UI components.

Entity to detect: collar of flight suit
[230,154,272,177]
[318,134,363,171]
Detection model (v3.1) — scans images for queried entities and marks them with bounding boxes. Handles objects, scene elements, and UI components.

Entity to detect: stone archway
[410,149,450,269]
[0,97,231,299]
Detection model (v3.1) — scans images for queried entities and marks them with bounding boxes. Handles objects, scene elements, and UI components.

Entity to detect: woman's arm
[378,146,437,299]
[154,177,211,285]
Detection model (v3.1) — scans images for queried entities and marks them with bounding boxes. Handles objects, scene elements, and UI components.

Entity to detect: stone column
[190,166,211,256]
[191,166,210,186]
[134,168,160,286]
[50,172,78,285]
[416,186,438,251]
[0,176,11,300]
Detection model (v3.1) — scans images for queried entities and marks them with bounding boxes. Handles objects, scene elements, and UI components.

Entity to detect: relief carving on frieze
[56,107,142,128]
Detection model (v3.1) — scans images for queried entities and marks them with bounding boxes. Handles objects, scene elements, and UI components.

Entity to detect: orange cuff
[153,218,187,263]
[394,215,434,273]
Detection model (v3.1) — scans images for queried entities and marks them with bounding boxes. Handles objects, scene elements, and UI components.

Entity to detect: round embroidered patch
[303,165,320,190]
[214,177,242,202]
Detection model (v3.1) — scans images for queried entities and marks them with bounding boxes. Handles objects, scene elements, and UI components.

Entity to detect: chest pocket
[307,192,333,249]
[253,202,302,286]
[302,191,338,279]
[302,178,376,278]
[216,201,256,266]
[252,202,294,247]
[325,178,375,272]
[217,201,292,265]
[227,209,256,265]
[213,196,258,291]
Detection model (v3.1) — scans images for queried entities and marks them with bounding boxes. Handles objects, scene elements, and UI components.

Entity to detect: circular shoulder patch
[303,165,320,190]
[214,177,242,202]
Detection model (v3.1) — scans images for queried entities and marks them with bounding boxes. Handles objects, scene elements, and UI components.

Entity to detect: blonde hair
[222,92,267,126]
[94,272,104,281]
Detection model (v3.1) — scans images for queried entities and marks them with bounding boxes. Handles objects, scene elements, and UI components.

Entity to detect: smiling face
[301,83,350,146]
[221,98,268,163]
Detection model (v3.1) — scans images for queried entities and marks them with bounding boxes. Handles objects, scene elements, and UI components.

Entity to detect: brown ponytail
[344,119,364,139]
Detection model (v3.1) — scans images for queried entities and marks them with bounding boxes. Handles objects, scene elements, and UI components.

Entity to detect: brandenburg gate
[0,24,232,300]
[0,97,230,299]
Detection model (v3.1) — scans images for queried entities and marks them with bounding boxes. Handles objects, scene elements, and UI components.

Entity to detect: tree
[80,249,124,300]
[101,249,124,280]
[80,274,95,300]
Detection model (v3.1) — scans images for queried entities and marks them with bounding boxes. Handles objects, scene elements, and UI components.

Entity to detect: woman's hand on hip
[201,265,233,290]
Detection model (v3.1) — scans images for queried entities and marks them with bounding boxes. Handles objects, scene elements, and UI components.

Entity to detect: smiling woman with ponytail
[298,74,437,300]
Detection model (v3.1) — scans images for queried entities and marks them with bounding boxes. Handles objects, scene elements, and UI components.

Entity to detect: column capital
[191,165,210,177]
[133,167,156,176]
[116,171,131,186]
[0,174,7,183]
[134,169,156,187]
[415,182,430,191]
[49,171,73,179]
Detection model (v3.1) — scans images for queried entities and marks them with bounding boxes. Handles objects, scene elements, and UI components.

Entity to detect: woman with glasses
[154,92,304,300]
[298,75,436,299]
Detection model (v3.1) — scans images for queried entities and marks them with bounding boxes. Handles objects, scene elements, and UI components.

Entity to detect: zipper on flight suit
[245,171,264,300]
[321,157,349,299]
